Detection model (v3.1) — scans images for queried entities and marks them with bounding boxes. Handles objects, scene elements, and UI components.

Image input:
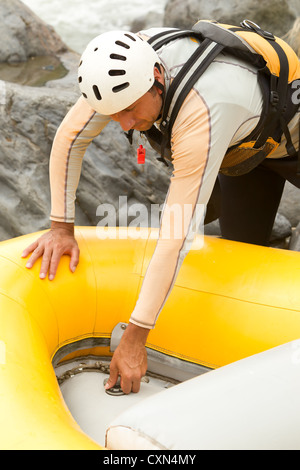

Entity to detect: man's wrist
[50,220,75,234]
[124,322,150,345]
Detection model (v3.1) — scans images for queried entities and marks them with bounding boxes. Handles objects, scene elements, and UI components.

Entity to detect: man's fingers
[43,244,79,280]
[39,245,55,280]
[130,378,142,394]
[105,374,138,395]
[21,241,39,261]
[69,245,80,273]
[105,367,142,394]
[22,230,79,280]
[105,367,119,391]
[120,375,141,395]
[25,245,45,269]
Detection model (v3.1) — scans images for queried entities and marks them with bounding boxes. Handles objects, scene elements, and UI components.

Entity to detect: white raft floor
[55,357,177,448]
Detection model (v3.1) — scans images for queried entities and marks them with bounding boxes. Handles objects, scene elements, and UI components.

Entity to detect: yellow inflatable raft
[0,226,300,450]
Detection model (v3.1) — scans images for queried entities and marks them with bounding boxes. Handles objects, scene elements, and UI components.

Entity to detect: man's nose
[110,111,136,131]
[118,115,136,131]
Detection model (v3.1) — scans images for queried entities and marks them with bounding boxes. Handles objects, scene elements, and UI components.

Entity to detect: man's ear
[154,64,164,94]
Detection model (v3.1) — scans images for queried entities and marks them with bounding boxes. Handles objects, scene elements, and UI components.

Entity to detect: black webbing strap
[160,41,224,152]
[297,113,300,176]
[148,28,203,50]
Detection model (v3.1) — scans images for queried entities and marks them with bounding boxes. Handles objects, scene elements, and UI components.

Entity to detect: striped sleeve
[49,96,111,223]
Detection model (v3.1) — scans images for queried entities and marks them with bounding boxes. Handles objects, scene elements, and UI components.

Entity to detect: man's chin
[134,122,153,132]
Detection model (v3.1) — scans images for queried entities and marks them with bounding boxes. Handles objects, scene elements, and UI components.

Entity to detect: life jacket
[135,20,300,176]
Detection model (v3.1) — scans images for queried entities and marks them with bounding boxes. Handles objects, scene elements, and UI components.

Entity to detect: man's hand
[21,221,79,280]
[105,323,149,394]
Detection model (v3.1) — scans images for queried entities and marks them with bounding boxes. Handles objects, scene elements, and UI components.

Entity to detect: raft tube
[0,227,299,450]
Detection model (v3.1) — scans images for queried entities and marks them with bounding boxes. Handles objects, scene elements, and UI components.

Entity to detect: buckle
[270,90,279,106]
[241,19,275,41]
[160,119,169,132]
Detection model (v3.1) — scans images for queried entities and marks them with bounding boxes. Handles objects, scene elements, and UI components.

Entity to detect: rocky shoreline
[0,0,299,250]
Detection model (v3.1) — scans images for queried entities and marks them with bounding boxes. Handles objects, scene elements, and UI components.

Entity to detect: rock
[204,219,221,237]
[0,0,68,63]
[0,77,170,240]
[278,182,300,228]
[131,11,164,33]
[289,222,300,251]
[283,17,300,56]
[270,212,292,242]
[0,81,75,239]
[163,0,300,38]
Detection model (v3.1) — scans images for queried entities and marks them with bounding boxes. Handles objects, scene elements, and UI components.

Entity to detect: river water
[22,0,167,53]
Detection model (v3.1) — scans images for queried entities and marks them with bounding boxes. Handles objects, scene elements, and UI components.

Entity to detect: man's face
[110,66,164,132]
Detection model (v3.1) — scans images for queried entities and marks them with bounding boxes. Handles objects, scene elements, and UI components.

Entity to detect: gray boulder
[0,0,67,63]
[283,17,300,56]
[279,182,300,229]
[164,0,300,38]
[0,77,170,240]
[289,222,300,251]
[131,11,165,33]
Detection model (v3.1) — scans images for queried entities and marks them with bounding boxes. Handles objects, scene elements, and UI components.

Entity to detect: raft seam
[174,284,300,313]
[106,424,168,450]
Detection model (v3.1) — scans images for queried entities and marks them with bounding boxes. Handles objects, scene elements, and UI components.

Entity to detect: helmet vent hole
[109,69,126,76]
[93,85,102,101]
[125,34,136,42]
[110,53,126,61]
[112,82,129,93]
[94,47,98,52]
[115,40,130,49]
[78,76,82,83]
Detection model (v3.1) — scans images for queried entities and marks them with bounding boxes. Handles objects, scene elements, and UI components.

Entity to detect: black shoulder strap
[148,28,203,49]
[148,29,225,161]
[160,39,224,134]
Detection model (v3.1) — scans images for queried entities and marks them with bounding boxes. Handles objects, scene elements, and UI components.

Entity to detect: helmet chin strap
[153,80,165,121]
[153,62,165,119]
[154,79,164,94]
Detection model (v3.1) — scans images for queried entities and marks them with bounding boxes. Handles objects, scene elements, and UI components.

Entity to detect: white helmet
[78,31,160,115]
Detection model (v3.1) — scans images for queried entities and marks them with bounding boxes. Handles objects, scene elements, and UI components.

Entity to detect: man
[22,24,300,394]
